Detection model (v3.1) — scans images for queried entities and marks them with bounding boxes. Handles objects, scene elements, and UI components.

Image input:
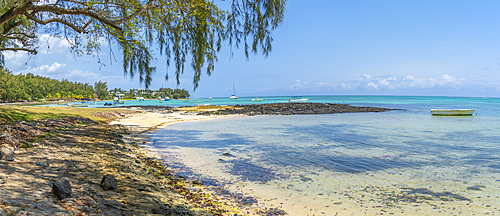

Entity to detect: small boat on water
[113,97,124,104]
[158,96,164,103]
[251,97,263,102]
[431,109,475,116]
[68,102,89,107]
[197,103,212,106]
[289,97,309,102]
[229,83,238,99]
[164,97,172,101]
[136,97,144,102]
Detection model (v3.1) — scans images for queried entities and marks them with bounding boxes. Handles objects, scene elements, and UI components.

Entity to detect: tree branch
[0,34,27,40]
[114,0,156,25]
[24,12,87,33]
[6,32,36,38]
[27,4,123,30]
[0,47,36,53]
[0,0,32,26]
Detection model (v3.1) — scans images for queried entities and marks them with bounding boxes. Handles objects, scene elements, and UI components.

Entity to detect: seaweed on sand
[222,159,288,183]
[401,187,471,201]
[362,186,471,208]
[255,207,288,216]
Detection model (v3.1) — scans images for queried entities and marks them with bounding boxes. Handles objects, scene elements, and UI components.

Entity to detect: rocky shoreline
[196,103,398,116]
[0,116,244,215]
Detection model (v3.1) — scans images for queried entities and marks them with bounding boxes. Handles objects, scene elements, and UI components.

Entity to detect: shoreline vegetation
[0,103,396,215]
[0,67,190,103]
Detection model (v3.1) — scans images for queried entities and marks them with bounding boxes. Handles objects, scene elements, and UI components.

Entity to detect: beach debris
[299,175,312,182]
[52,179,72,200]
[29,161,47,168]
[0,147,14,161]
[0,131,8,138]
[222,152,233,156]
[255,207,287,216]
[466,185,485,191]
[333,202,342,205]
[192,179,203,185]
[222,159,286,183]
[101,174,117,190]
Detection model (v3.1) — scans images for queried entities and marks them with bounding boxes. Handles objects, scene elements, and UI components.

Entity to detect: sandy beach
[0,108,250,216]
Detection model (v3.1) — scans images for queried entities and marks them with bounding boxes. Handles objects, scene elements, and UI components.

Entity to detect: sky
[4,0,500,98]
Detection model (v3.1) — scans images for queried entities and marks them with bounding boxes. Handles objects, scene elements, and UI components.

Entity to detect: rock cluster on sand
[0,119,228,215]
[52,179,72,200]
[0,147,14,161]
[101,174,117,190]
[197,103,397,116]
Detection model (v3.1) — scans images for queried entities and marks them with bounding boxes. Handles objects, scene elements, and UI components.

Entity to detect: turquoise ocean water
[144,96,500,215]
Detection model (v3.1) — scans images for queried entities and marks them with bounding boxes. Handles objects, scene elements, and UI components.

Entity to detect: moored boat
[68,102,89,107]
[113,97,124,104]
[431,109,475,116]
[289,97,309,102]
[229,83,238,99]
[251,97,263,102]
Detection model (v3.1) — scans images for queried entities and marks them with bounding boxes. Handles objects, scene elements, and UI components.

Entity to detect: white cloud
[289,79,308,91]
[13,62,100,84]
[440,74,456,83]
[15,62,66,75]
[403,75,415,80]
[316,82,331,86]
[3,51,36,69]
[340,82,359,91]
[366,82,379,90]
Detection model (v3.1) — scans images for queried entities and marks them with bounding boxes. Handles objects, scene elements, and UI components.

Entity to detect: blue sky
[5,0,500,98]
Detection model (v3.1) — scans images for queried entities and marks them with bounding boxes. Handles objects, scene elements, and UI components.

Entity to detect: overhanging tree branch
[27,5,123,30]
[0,47,36,53]
[24,12,87,33]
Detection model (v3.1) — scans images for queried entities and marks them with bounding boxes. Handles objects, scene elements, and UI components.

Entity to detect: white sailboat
[229,83,238,99]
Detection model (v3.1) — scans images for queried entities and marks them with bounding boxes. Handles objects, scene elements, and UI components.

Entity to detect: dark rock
[196,103,397,116]
[0,147,14,161]
[222,152,233,156]
[192,179,203,185]
[101,174,117,190]
[52,179,72,200]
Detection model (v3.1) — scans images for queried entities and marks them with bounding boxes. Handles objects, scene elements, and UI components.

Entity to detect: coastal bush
[0,67,95,101]
[172,93,181,99]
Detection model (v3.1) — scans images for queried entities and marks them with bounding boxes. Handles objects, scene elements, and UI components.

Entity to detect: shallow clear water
[148,96,500,215]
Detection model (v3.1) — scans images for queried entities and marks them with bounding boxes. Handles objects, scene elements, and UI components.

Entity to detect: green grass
[0,105,127,124]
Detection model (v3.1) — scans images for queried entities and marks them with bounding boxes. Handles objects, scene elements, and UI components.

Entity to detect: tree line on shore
[0,66,189,101]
